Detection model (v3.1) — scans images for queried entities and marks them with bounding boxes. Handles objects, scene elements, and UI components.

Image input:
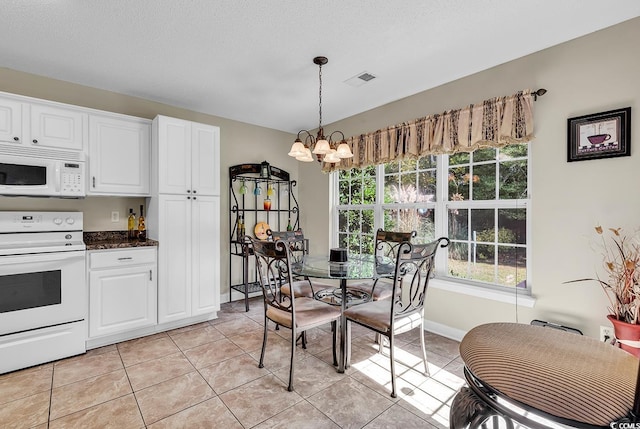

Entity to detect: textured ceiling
[1,1,639,133]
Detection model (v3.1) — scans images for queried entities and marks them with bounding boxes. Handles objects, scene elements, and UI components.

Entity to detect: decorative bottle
[138,204,147,241]
[127,208,136,240]
[237,214,245,241]
[286,218,293,231]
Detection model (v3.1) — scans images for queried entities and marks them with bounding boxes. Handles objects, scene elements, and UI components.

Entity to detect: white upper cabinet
[191,122,220,196]
[156,116,192,195]
[155,115,220,196]
[88,114,151,196]
[0,93,88,154]
[0,98,23,144]
[29,102,87,152]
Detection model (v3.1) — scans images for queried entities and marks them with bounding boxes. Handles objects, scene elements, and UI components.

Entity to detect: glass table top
[291,254,395,280]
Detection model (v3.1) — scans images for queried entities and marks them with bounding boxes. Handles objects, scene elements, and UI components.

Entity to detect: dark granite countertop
[84,231,159,250]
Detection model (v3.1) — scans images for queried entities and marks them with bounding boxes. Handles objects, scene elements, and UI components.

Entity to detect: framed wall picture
[567,107,631,162]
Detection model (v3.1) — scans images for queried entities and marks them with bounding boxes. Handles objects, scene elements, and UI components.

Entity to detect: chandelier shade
[288,56,353,165]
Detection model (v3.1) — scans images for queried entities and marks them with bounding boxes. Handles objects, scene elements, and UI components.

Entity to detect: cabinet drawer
[89,248,156,269]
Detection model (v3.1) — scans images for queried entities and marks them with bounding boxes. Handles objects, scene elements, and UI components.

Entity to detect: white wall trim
[423,318,467,342]
[430,278,536,308]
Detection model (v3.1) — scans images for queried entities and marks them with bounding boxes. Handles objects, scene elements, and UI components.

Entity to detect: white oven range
[0,211,86,374]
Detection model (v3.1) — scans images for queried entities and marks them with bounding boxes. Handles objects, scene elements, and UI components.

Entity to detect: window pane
[418,155,436,169]
[418,171,436,202]
[400,172,417,189]
[384,174,400,203]
[470,244,496,283]
[472,164,495,200]
[385,161,400,174]
[470,209,494,242]
[498,209,526,244]
[499,144,528,159]
[414,208,435,243]
[448,242,469,279]
[499,159,527,199]
[338,209,375,254]
[400,159,417,172]
[473,148,496,162]
[448,208,468,240]
[339,170,350,180]
[362,174,376,204]
[338,211,348,232]
[350,180,362,204]
[449,152,469,165]
[383,208,434,242]
[339,179,349,205]
[448,166,469,200]
[497,245,526,288]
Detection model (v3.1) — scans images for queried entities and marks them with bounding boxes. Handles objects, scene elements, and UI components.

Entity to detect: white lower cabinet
[153,194,220,324]
[88,247,157,338]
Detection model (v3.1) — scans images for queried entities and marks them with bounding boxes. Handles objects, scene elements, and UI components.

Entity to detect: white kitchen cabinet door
[191,195,220,316]
[89,265,157,338]
[156,116,192,195]
[29,102,87,152]
[191,122,220,196]
[0,97,23,144]
[88,114,151,195]
[157,194,192,324]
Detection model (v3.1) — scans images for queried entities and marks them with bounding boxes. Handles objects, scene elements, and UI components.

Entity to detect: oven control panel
[0,212,83,233]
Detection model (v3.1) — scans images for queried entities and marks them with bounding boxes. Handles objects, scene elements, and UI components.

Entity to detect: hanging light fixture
[288,56,353,164]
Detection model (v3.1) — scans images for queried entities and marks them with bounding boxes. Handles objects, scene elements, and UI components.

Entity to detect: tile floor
[0,297,465,428]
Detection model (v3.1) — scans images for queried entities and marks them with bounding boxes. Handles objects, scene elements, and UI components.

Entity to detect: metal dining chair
[267,229,332,299]
[250,238,341,392]
[343,237,449,398]
[348,229,417,301]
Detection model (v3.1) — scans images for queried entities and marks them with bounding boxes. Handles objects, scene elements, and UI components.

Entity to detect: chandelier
[288,56,353,164]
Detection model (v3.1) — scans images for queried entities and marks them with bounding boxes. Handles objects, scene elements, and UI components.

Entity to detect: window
[332,144,529,292]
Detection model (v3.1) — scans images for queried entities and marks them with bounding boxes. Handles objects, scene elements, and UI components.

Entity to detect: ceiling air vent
[344,71,377,87]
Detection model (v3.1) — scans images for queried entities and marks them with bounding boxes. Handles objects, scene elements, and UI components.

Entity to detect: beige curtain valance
[323,89,535,172]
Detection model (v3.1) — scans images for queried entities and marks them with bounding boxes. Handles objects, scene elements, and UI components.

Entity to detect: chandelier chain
[318,62,323,130]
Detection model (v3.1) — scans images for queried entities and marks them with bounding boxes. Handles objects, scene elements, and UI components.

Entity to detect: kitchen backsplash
[0,196,146,231]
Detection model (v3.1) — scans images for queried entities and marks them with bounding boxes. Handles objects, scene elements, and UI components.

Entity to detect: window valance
[323,89,535,172]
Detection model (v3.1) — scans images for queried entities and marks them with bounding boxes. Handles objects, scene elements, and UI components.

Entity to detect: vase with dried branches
[567,226,640,356]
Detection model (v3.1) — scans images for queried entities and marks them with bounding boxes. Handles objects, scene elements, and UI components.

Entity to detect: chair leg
[419,321,430,376]
[259,316,268,369]
[331,320,338,366]
[389,333,397,398]
[302,331,307,349]
[288,328,296,392]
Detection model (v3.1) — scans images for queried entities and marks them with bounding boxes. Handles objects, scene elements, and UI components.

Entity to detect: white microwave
[0,152,86,198]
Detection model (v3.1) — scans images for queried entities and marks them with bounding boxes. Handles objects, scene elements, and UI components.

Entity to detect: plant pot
[607,314,640,358]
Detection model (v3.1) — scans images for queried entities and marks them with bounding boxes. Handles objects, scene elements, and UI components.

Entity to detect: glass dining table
[291,254,395,373]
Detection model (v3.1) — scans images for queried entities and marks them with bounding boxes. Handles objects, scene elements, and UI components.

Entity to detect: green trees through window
[333,144,529,291]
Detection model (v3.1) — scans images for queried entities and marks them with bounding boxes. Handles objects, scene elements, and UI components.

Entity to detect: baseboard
[86,312,217,350]
[221,290,262,304]
[423,318,467,342]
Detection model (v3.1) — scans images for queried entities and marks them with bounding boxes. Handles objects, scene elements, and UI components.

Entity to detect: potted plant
[568,226,640,357]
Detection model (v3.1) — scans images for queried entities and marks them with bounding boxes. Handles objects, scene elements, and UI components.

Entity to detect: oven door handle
[0,250,86,266]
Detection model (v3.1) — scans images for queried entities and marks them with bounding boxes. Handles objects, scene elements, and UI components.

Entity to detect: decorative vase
[607,314,640,358]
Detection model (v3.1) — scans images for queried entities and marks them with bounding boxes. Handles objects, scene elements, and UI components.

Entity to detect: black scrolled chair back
[374,229,417,268]
[251,239,295,316]
[391,237,450,320]
[267,229,308,264]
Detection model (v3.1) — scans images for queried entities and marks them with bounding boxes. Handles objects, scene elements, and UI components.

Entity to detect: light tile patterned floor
[0,297,465,428]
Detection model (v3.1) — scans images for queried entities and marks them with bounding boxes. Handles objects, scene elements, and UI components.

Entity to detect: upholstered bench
[451,322,640,428]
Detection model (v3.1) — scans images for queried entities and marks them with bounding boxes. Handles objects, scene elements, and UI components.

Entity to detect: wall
[299,17,640,339]
[0,68,298,298]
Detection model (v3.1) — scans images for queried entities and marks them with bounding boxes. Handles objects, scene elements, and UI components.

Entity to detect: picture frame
[567,107,631,162]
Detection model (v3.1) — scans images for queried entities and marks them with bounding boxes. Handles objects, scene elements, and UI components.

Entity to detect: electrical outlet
[600,325,614,343]
[111,211,119,222]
